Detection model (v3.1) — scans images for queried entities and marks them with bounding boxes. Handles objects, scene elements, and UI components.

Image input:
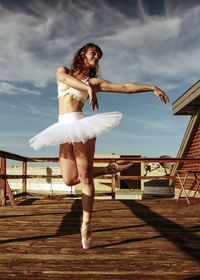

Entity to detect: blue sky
[0,0,200,158]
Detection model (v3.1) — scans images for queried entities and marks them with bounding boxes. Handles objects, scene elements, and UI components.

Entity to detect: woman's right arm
[57,66,89,91]
[57,66,98,111]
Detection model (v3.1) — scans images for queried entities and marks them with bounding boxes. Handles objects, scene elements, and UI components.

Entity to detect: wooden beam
[6,181,17,206]
[0,150,27,162]
[119,176,175,180]
[0,156,6,206]
[26,156,200,163]
[22,160,27,199]
[27,157,59,162]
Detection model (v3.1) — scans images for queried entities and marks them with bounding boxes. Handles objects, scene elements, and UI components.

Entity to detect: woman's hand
[153,87,169,103]
[88,87,99,111]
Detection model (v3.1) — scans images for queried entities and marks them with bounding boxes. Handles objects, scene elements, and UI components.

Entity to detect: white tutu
[29,111,123,150]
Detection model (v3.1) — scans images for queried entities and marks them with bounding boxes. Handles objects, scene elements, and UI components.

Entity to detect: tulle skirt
[29,111,123,150]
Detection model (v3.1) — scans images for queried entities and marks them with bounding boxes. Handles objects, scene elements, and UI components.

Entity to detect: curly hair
[70,42,103,78]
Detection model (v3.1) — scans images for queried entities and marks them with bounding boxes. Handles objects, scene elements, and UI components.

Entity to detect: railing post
[22,160,27,199]
[0,156,6,206]
[111,174,115,199]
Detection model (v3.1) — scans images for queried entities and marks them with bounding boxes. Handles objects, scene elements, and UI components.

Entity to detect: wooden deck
[0,197,199,280]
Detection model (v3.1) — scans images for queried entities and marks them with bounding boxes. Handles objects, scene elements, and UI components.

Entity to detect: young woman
[29,42,169,249]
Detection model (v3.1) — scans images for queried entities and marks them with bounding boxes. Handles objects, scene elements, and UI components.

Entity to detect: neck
[74,66,91,80]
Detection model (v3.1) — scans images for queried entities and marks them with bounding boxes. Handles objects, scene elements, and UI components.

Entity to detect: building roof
[172,80,200,115]
[170,80,200,183]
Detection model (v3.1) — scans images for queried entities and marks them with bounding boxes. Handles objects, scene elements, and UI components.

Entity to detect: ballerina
[29,42,169,249]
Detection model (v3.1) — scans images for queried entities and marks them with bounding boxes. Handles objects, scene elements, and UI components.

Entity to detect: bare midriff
[59,95,84,115]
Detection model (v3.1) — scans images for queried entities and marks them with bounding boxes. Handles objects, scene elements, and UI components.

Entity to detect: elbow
[124,84,131,94]
[62,75,71,84]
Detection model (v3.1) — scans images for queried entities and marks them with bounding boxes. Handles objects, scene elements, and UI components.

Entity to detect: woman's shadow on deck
[0,199,82,244]
[56,199,82,236]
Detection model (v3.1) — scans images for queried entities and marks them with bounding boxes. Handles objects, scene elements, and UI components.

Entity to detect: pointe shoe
[81,222,92,250]
[106,161,133,174]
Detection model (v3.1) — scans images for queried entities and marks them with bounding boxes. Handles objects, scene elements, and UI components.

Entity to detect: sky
[0,0,200,159]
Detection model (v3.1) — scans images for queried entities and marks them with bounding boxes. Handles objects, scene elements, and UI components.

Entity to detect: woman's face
[84,47,101,68]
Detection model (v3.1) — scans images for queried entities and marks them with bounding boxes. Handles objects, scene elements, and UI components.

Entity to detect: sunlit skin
[56,45,169,249]
[57,47,169,114]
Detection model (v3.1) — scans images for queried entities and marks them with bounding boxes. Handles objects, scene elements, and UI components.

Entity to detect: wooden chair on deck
[175,170,200,205]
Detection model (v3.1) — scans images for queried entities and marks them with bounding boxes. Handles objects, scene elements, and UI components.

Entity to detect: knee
[60,164,79,186]
[79,169,93,185]
[63,175,78,186]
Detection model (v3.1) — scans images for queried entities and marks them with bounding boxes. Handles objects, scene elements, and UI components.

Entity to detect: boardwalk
[0,197,199,280]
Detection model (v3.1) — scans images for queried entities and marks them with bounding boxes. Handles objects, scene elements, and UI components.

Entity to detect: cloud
[26,104,57,117]
[0,0,129,89]
[0,0,199,158]
[0,0,199,92]
[98,4,200,90]
[0,82,41,95]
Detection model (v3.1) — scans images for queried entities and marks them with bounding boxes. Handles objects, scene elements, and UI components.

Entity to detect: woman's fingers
[154,88,169,103]
[90,96,99,111]
[88,87,99,111]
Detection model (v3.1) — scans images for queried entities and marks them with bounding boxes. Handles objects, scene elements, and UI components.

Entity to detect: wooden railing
[1,149,200,206]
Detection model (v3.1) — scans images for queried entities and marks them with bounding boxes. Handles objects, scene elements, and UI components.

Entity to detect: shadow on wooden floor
[18,198,39,205]
[0,199,82,245]
[183,276,200,280]
[91,200,200,263]
[121,200,200,263]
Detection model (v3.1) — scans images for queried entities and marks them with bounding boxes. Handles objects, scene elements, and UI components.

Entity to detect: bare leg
[93,161,134,177]
[73,138,96,221]
[59,141,133,249]
[59,140,95,249]
[73,138,96,249]
[59,143,80,186]
[60,140,96,220]
[60,143,133,186]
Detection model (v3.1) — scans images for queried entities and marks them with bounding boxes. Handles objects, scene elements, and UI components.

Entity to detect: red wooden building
[172,80,200,192]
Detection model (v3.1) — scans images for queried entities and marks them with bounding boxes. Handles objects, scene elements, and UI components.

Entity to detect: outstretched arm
[91,78,169,103]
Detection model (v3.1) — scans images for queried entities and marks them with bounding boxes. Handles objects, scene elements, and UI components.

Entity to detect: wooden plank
[0,175,25,179]
[119,176,175,180]
[172,80,200,115]
[0,150,27,162]
[26,157,200,163]
[0,156,6,206]
[27,157,59,162]
[0,174,176,180]
[6,181,17,206]
[22,161,27,196]
[0,174,113,180]
[0,198,199,279]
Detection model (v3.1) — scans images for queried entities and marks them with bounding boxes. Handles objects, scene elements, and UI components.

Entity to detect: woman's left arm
[91,78,169,103]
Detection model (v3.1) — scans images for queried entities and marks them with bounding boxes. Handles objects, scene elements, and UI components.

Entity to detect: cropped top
[57,78,89,104]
